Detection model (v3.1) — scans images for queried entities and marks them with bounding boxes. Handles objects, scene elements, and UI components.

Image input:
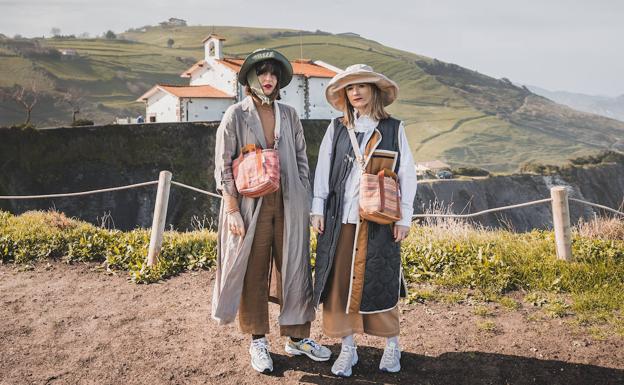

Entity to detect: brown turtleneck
[253,98,276,148]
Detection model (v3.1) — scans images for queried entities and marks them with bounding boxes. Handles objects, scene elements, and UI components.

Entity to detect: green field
[1,25,622,173]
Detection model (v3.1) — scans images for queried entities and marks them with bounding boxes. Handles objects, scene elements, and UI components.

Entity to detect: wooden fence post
[147,170,172,266]
[551,186,572,261]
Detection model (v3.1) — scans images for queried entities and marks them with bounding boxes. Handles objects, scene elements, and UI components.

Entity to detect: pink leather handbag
[232,144,280,198]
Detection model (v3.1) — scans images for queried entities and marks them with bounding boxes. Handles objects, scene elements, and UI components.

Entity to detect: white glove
[310,214,324,235]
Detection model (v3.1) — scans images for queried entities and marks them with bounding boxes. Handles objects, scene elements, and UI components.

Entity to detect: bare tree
[0,81,41,126]
[50,27,61,37]
[1,74,54,127]
[62,87,86,123]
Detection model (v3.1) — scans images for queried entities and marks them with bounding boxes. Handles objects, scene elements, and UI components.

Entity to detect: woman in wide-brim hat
[311,64,418,376]
[213,48,330,374]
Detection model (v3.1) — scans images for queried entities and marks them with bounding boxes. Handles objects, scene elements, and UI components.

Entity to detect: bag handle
[378,168,398,180]
[255,148,263,176]
[241,143,257,154]
[378,171,386,212]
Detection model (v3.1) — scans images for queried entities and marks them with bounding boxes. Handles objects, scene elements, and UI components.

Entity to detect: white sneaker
[331,345,358,377]
[249,337,273,374]
[285,338,332,361]
[379,341,401,373]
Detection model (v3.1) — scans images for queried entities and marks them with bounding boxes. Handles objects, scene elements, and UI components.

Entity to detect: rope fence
[171,181,223,199]
[569,198,624,217]
[1,170,622,265]
[411,198,554,219]
[0,181,159,200]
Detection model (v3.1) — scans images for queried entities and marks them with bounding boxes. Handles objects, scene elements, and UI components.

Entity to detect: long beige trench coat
[212,95,315,326]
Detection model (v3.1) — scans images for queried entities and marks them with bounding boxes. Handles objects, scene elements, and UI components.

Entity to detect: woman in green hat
[212,48,330,374]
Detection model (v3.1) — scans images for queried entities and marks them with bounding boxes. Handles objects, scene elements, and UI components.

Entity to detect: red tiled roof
[181,57,338,79]
[218,58,244,72]
[215,58,337,78]
[137,84,234,101]
[292,59,337,78]
[180,60,206,78]
[159,84,234,98]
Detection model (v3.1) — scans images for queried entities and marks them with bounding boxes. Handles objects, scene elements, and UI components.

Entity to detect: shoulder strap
[331,117,343,143]
[272,102,281,149]
[346,127,365,170]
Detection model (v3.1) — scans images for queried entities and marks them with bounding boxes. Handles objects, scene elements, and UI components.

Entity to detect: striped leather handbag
[346,127,402,224]
[232,143,280,198]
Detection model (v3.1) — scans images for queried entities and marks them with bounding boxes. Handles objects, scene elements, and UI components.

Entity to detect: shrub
[452,167,490,177]
[519,162,561,175]
[5,123,36,130]
[570,151,624,166]
[71,119,94,126]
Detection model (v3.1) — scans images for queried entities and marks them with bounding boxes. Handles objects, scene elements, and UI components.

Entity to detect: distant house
[59,48,77,56]
[137,34,342,123]
[160,18,187,27]
[415,160,451,176]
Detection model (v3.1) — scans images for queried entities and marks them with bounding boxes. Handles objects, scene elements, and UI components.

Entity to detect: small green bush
[570,151,624,166]
[452,167,490,177]
[71,119,94,127]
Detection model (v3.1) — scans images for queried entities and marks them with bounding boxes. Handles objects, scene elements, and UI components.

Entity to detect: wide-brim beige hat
[325,64,399,112]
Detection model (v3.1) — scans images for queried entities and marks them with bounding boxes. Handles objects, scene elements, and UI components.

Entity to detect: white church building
[137,34,342,123]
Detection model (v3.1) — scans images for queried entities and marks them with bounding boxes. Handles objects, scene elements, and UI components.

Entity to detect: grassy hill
[1,25,623,173]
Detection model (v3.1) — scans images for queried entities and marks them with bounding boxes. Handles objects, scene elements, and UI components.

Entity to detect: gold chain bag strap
[347,126,402,225]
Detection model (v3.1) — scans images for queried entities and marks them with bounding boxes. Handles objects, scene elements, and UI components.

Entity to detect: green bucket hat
[237,48,293,88]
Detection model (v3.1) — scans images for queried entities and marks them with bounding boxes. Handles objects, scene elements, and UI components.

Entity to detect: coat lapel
[363,129,383,169]
[241,96,267,148]
[276,102,288,146]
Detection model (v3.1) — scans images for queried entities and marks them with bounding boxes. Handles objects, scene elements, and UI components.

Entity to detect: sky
[1,0,622,97]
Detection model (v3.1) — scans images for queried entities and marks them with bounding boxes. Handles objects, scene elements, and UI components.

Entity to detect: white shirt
[312,114,418,227]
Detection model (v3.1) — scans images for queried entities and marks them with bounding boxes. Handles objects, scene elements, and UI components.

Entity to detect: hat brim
[237,49,293,89]
[325,71,399,112]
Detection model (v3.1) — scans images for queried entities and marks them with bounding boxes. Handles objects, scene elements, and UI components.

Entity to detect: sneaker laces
[381,343,399,366]
[251,339,270,361]
[334,345,355,369]
[299,338,320,351]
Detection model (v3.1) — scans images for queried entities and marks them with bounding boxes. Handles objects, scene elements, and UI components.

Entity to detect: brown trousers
[238,188,311,338]
[322,224,400,338]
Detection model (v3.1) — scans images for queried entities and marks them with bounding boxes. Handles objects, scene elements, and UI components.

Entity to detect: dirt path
[412,114,489,153]
[1,262,622,385]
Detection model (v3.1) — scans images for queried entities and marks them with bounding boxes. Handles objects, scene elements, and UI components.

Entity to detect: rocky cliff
[415,162,624,231]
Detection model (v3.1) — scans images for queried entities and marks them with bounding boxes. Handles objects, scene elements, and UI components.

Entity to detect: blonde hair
[341,83,390,128]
